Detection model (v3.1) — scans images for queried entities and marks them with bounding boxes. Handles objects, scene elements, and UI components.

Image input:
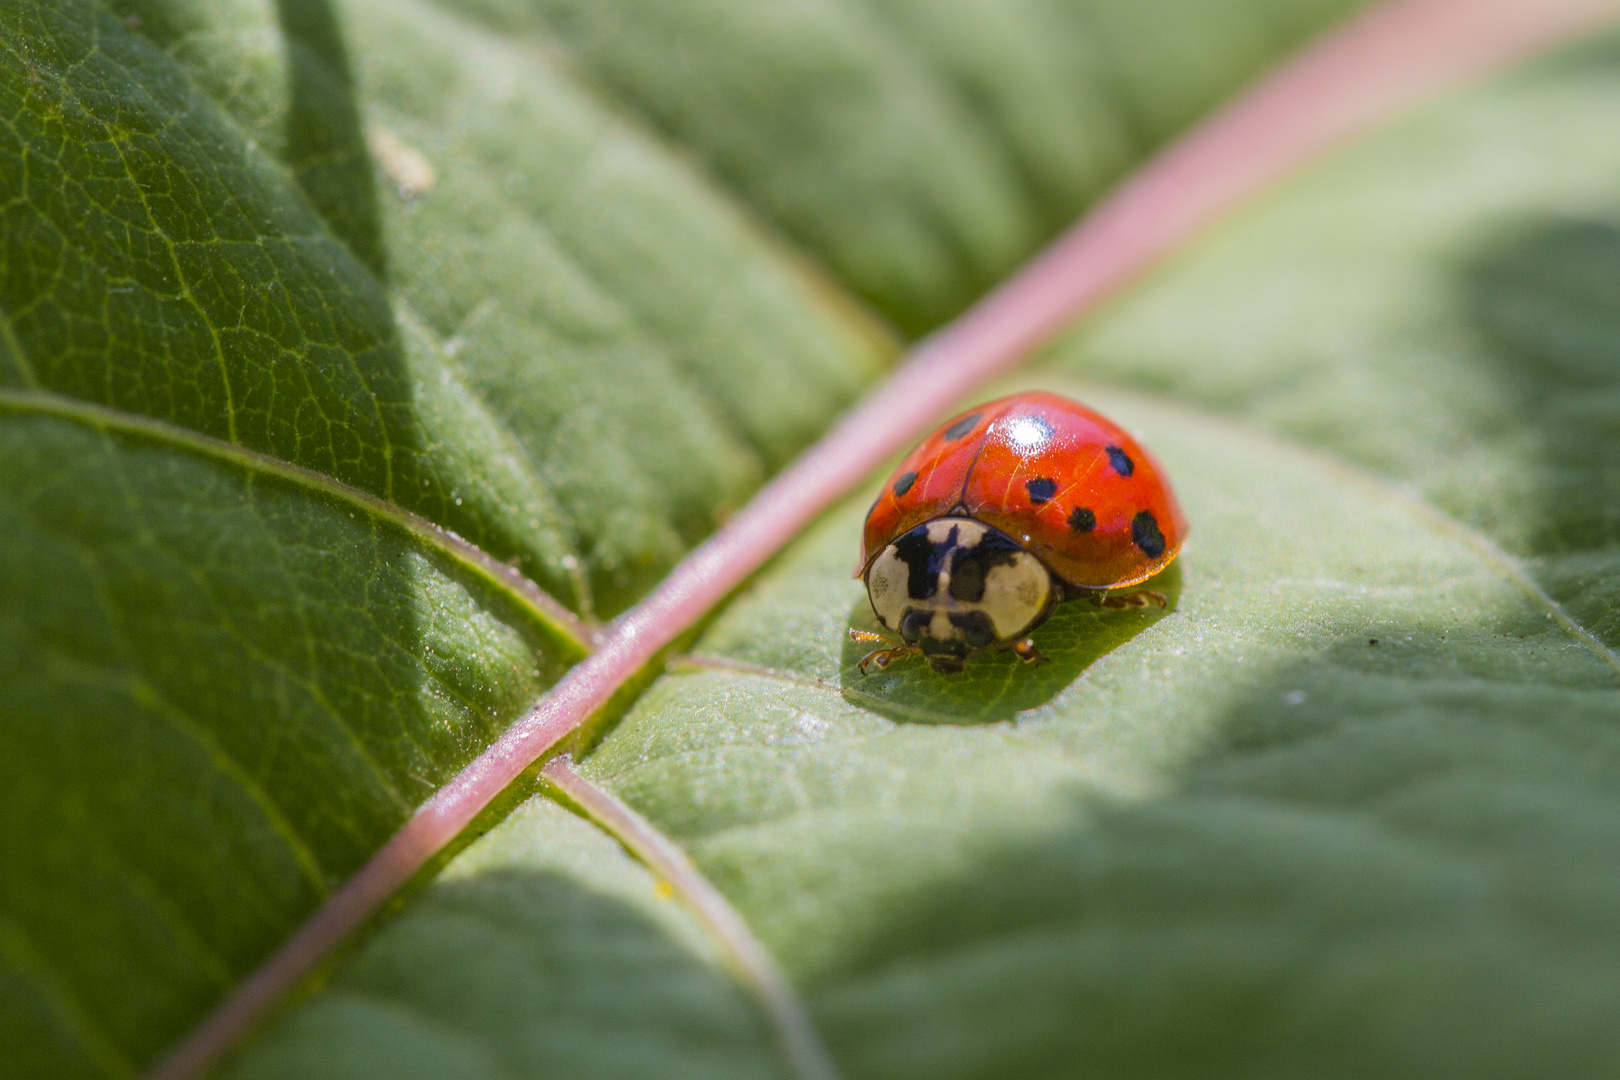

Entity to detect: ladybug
[853,390,1187,674]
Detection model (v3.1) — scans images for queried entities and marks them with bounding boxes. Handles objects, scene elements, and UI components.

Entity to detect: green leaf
[4,0,888,615]
[18,1,1601,1078]
[230,24,1620,1080]
[1046,31,1620,651]
[574,384,1620,1080]
[225,798,786,1080]
[2,0,883,1071]
[442,0,1367,334]
[0,396,582,1074]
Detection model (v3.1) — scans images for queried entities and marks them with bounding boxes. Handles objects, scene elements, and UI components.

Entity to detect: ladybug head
[863,516,1056,673]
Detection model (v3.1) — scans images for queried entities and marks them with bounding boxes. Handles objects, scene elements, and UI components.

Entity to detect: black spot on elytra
[1107,445,1134,477]
[1068,507,1096,534]
[948,610,997,649]
[943,412,982,441]
[892,470,918,497]
[946,529,1022,603]
[1025,477,1057,504]
[893,522,959,600]
[1132,510,1165,558]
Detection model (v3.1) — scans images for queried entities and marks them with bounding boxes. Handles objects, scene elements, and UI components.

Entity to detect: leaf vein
[0,308,39,388]
[541,757,843,1080]
[0,909,136,1079]
[0,389,591,650]
[41,650,331,898]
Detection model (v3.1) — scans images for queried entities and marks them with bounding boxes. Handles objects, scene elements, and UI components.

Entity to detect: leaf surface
[0,0,875,1070]
[8,2,1614,1079]
[1047,31,1620,651]
[226,798,786,1080]
[441,0,1367,333]
[229,24,1620,1080]
[0,398,581,1074]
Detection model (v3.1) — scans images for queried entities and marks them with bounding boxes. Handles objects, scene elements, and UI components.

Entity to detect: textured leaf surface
[578,383,1620,1080]
[0,0,877,1072]
[0,398,581,1075]
[6,0,888,615]
[1047,31,1620,651]
[11,1,1617,1079]
[231,25,1620,1080]
[441,0,1366,334]
[227,798,785,1080]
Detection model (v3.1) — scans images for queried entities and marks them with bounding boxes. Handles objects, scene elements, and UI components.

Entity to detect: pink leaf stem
[148,1,1620,1076]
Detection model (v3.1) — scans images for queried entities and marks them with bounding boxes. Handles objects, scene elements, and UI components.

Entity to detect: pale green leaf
[1047,32,1620,651]
[579,381,1620,1079]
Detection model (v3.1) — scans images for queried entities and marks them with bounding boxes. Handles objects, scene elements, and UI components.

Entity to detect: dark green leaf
[0,398,580,1073]
[1,0,881,1071]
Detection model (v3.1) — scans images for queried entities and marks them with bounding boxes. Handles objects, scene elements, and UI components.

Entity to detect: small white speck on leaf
[368,125,436,199]
[1283,689,1306,707]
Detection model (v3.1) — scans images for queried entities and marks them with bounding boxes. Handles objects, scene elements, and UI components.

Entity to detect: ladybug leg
[1093,590,1167,610]
[849,628,918,675]
[857,645,919,674]
[1012,638,1047,665]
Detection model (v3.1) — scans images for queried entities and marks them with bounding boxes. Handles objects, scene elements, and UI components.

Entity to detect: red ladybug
[853,390,1187,674]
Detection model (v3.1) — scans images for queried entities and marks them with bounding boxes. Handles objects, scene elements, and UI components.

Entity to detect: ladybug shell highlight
[861,391,1187,592]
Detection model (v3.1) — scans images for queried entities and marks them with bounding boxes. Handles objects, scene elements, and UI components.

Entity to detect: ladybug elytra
[854,390,1187,674]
